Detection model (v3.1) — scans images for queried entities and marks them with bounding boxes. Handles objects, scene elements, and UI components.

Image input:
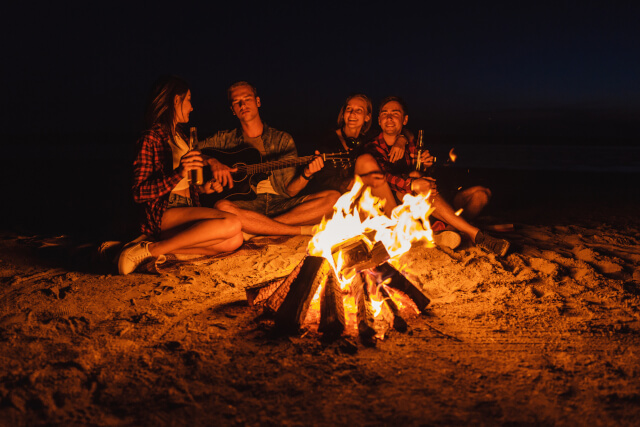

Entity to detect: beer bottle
[188,127,203,185]
[415,129,425,171]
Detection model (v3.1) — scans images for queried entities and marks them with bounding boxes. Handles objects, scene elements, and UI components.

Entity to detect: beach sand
[1,166,639,425]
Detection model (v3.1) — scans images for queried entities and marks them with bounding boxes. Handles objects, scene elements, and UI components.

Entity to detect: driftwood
[373,262,431,313]
[274,256,331,333]
[318,269,345,339]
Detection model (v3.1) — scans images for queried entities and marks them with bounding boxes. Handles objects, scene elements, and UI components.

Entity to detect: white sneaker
[433,230,462,250]
[118,241,153,275]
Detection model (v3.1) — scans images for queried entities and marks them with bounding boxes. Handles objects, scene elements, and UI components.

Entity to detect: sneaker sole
[433,231,462,250]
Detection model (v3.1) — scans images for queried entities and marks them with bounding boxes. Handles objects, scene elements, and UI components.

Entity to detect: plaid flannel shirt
[132,124,199,236]
[365,132,417,196]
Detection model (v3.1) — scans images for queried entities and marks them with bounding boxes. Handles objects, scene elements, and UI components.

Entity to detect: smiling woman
[305,94,375,195]
[117,76,244,275]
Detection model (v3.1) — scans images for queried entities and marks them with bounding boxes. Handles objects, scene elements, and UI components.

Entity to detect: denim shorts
[166,193,194,209]
[231,193,311,217]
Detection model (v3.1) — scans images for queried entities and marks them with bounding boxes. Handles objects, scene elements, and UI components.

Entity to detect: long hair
[144,75,190,134]
[336,93,373,135]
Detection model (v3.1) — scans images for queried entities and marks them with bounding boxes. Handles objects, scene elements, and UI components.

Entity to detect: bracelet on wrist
[301,171,312,180]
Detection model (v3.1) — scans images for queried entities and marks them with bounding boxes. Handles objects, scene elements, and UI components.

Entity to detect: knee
[324,190,341,205]
[471,187,492,205]
[354,154,379,175]
[226,232,244,252]
[202,214,242,239]
[212,230,243,253]
[214,199,238,214]
[221,215,243,235]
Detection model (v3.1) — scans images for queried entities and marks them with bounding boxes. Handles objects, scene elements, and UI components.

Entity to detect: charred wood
[264,255,307,315]
[245,276,286,307]
[331,236,390,275]
[374,262,430,313]
[378,284,408,332]
[354,273,377,345]
[318,269,345,339]
[274,256,330,333]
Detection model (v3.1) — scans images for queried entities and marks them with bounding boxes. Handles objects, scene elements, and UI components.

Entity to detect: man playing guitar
[197,81,341,237]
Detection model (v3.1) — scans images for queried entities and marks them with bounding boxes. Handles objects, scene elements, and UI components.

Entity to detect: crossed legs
[215,190,341,236]
[150,207,244,256]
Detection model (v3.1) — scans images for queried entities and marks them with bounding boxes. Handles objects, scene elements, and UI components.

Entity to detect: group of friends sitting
[118,76,510,275]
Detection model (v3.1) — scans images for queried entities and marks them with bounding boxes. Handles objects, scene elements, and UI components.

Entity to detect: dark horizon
[3,2,639,147]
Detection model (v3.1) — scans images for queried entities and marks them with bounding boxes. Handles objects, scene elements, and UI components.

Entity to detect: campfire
[247,177,436,345]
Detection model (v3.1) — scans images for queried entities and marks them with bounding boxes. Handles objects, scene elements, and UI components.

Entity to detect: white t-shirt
[169,133,190,192]
[243,133,279,195]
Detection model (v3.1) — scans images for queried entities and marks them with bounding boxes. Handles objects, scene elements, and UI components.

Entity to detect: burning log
[318,269,345,339]
[373,262,431,313]
[353,273,377,344]
[263,256,307,315]
[245,276,286,307]
[274,256,331,333]
[377,284,408,332]
[331,235,390,277]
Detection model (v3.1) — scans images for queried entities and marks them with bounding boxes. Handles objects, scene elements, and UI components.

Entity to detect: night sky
[4,2,640,146]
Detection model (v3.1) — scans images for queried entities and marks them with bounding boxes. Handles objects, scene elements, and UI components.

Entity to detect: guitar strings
[232,153,350,174]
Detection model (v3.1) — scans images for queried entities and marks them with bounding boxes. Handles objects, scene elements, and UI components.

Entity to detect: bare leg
[215,199,303,236]
[149,207,243,256]
[274,190,340,225]
[355,154,398,216]
[215,190,341,235]
[452,186,491,220]
[355,153,480,241]
[430,195,479,241]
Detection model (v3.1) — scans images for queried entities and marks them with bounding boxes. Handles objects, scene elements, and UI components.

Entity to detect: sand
[1,186,640,425]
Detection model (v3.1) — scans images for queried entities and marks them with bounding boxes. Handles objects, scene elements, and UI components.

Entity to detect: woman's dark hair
[337,93,373,135]
[144,75,190,133]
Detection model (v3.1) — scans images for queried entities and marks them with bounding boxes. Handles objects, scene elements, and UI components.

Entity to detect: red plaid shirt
[132,125,199,236]
[365,132,418,196]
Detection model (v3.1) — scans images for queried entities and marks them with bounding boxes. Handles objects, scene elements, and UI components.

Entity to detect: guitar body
[198,145,352,208]
[199,146,266,206]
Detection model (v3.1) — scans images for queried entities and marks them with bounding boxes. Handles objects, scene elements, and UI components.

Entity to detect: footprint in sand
[573,245,625,275]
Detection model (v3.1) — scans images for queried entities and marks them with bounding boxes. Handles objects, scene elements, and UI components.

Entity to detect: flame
[454,208,464,216]
[449,148,457,163]
[308,176,435,286]
[304,175,436,335]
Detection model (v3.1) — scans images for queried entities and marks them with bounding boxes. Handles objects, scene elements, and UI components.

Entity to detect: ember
[248,176,436,344]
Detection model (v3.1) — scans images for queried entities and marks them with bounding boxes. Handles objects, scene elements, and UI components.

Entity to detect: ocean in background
[425,143,640,173]
[3,135,639,239]
[17,138,640,173]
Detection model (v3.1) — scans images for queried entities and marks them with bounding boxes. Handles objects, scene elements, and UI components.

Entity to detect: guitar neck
[243,154,322,175]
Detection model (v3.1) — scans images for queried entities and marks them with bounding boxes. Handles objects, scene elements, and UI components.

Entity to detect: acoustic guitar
[199,146,352,205]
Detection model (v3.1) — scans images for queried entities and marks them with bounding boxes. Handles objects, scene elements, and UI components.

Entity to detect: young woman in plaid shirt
[118,76,243,275]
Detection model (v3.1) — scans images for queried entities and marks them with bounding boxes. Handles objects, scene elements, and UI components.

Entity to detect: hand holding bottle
[178,150,204,180]
[187,127,203,185]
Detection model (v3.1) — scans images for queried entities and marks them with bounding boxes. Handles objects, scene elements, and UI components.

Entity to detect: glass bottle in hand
[415,130,425,171]
[188,127,203,185]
